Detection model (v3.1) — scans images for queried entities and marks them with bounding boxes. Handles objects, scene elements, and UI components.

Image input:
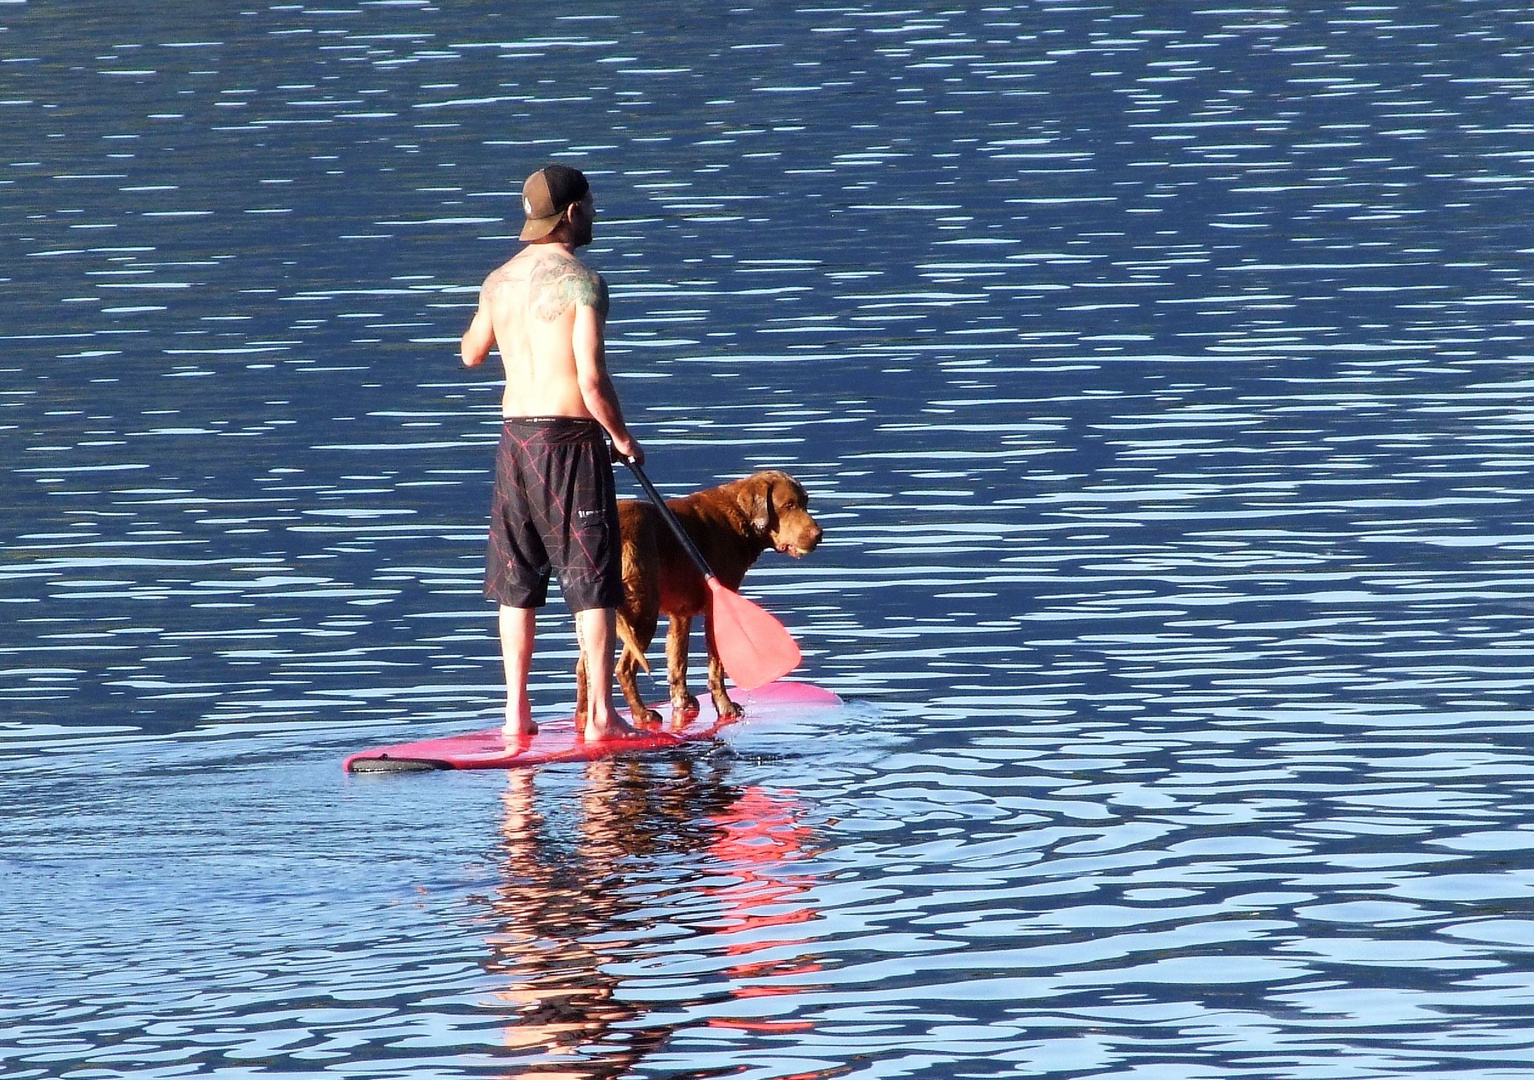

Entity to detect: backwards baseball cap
[519,164,590,241]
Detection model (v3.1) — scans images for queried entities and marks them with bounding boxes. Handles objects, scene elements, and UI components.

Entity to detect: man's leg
[499,604,538,737]
[575,606,638,741]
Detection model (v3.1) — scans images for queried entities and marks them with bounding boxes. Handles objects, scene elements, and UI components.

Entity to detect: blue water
[6,2,1534,1076]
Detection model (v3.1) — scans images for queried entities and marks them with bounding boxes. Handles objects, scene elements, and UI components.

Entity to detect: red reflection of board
[344,681,841,773]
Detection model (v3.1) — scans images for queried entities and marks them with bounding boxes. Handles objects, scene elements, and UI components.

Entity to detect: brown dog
[575,470,822,732]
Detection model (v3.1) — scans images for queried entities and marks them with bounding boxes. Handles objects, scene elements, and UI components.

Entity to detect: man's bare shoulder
[481,253,533,293]
[527,250,609,322]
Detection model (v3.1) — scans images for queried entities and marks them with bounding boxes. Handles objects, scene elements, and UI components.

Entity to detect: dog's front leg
[703,616,743,720]
[666,615,701,727]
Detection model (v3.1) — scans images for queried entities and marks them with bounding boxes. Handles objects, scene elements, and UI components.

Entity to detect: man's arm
[572,274,643,464]
[460,283,496,368]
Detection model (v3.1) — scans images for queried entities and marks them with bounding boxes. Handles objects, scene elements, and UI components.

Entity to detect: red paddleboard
[344,681,841,773]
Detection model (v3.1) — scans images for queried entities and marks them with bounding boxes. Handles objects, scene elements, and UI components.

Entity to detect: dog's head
[743,471,823,558]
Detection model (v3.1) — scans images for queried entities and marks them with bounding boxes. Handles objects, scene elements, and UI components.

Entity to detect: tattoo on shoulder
[530,257,609,321]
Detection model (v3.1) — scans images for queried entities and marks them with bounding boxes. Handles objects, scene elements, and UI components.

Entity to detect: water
[5,1,1534,1076]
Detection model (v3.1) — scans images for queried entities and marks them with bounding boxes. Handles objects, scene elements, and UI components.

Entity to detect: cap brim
[519,214,562,241]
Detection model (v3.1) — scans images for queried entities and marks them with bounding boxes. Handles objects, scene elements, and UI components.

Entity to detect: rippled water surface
[6,2,1534,1077]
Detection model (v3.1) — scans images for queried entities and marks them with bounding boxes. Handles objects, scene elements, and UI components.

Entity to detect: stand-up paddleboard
[344,681,841,773]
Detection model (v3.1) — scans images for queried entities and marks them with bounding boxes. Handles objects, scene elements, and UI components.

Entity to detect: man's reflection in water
[486,754,792,1077]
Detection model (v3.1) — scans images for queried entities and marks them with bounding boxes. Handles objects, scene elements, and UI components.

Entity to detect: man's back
[468,245,610,420]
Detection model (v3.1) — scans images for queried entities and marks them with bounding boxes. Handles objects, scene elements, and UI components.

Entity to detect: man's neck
[530,235,577,256]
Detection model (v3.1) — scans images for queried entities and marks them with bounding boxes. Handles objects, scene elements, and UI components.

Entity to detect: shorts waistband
[501,415,604,432]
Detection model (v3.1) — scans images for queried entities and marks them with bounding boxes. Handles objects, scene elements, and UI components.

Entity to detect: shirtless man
[460,164,644,742]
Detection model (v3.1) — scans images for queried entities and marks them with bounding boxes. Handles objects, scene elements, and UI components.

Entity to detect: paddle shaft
[621,458,717,583]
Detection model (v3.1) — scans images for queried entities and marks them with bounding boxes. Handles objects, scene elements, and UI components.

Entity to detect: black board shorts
[484,417,623,612]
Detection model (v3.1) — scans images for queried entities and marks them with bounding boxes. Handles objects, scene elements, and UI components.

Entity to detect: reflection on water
[488,763,680,1075]
[484,759,825,1077]
[6,0,1534,1076]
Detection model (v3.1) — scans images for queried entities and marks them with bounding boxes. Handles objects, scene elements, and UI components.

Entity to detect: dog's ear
[751,474,773,532]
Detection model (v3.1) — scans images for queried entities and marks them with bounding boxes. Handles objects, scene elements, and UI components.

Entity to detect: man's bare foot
[502,710,538,739]
[579,711,642,743]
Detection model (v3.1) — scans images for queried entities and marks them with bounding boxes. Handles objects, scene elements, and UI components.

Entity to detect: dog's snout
[790,517,823,555]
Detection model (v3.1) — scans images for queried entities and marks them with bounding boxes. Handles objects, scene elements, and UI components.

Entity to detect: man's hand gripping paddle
[622,458,801,690]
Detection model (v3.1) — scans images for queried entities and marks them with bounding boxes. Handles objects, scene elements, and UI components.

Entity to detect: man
[460,164,645,742]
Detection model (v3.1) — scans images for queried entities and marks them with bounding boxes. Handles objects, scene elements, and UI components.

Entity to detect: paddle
[621,458,801,690]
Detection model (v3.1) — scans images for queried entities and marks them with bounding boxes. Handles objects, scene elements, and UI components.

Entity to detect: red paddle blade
[707,579,801,690]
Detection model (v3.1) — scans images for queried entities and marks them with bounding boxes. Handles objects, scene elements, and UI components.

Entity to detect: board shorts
[484,417,623,612]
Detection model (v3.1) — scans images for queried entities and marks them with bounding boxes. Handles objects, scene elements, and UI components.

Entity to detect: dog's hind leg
[613,610,660,728]
[617,647,662,730]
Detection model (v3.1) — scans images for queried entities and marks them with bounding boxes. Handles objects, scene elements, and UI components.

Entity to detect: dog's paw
[671,693,701,719]
[633,707,663,730]
[716,698,744,720]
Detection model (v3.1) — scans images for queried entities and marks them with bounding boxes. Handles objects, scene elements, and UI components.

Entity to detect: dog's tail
[615,619,652,674]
